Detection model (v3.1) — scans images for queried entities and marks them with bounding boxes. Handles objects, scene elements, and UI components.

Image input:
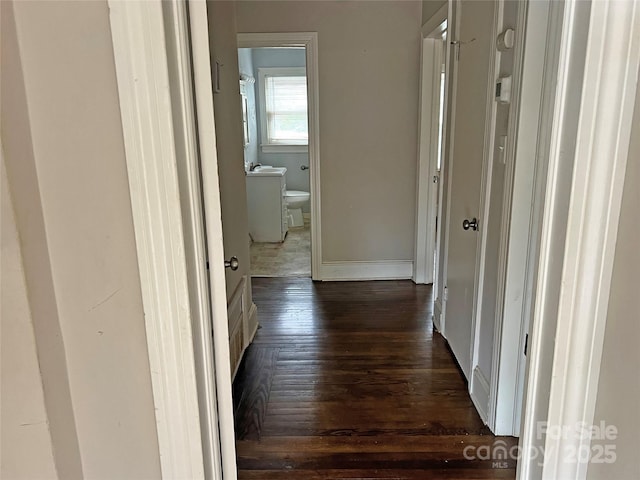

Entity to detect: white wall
[586,81,640,480]
[1,1,162,478]
[423,0,447,25]
[236,1,422,262]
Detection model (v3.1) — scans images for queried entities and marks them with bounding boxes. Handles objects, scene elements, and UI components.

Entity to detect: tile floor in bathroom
[249,220,311,277]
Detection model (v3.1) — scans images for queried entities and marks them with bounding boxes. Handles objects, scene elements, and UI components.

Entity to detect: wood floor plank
[233,346,280,440]
[236,469,516,480]
[232,278,516,479]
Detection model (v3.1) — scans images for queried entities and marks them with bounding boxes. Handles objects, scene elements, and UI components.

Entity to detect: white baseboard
[318,260,413,281]
[470,365,490,424]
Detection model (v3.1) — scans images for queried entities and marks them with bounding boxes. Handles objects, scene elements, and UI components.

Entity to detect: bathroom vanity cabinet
[246,169,288,242]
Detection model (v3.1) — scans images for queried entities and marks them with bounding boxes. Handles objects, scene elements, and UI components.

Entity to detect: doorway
[108,0,640,477]
[238,33,322,281]
[414,7,447,300]
[238,46,312,278]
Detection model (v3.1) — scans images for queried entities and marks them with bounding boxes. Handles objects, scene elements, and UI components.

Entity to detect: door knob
[462,218,478,231]
[224,256,239,270]
[300,165,309,170]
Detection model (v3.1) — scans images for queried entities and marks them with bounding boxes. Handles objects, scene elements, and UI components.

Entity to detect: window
[258,68,308,152]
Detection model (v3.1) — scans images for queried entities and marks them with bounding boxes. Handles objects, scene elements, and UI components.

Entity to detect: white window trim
[257,67,309,153]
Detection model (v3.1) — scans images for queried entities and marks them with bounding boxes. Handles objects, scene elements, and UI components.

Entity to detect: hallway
[233,278,517,479]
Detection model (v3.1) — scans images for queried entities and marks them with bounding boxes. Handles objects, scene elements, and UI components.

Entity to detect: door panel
[445,0,495,380]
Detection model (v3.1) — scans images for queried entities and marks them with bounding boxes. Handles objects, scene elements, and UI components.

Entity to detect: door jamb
[237,32,322,281]
[108,0,222,477]
[163,0,227,476]
[519,0,640,478]
[414,5,447,286]
[486,0,544,436]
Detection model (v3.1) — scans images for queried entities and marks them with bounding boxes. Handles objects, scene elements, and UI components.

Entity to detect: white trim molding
[542,1,640,478]
[414,21,445,285]
[162,0,226,477]
[319,261,413,281]
[486,0,550,437]
[470,366,490,423]
[489,0,540,437]
[237,32,322,281]
[108,1,206,477]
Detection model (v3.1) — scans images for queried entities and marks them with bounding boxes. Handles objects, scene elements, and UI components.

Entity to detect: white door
[188,2,239,477]
[443,0,495,380]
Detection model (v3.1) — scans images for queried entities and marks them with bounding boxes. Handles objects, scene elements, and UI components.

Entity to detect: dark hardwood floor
[233,278,517,479]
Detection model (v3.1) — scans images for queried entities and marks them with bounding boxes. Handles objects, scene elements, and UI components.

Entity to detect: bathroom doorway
[237,34,320,279]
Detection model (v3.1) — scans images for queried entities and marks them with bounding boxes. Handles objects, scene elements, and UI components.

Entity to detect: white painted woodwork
[246,174,288,242]
[434,0,460,335]
[318,261,414,281]
[108,1,207,477]
[443,0,496,380]
[492,0,551,436]
[469,0,550,436]
[518,0,640,477]
[541,0,640,476]
[414,16,446,286]
[227,276,259,379]
[162,1,224,477]
[188,1,239,477]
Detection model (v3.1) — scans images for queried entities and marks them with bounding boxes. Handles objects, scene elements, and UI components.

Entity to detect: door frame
[518,0,640,478]
[108,0,640,478]
[486,0,550,437]
[413,4,447,287]
[108,0,235,478]
[468,0,552,436]
[237,32,322,281]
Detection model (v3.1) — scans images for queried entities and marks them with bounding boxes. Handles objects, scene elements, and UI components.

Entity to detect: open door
[414,15,447,287]
[188,1,239,477]
[442,0,496,380]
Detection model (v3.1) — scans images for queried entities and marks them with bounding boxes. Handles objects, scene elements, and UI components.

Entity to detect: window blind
[264,75,308,144]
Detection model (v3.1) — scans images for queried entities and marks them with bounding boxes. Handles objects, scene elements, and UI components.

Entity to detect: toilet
[284,190,310,228]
